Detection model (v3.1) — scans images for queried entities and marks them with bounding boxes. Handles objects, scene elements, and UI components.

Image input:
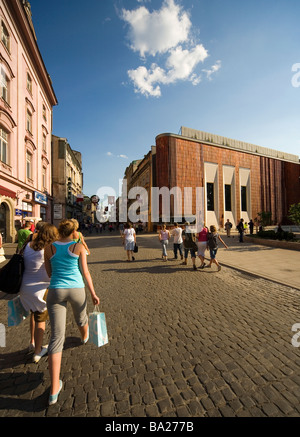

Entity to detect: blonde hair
[70,218,79,231]
[58,219,76,238]
[31,223,58,251]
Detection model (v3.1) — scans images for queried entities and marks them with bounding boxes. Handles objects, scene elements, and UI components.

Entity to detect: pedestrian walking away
[122,222,136,261]
[196,223,208,269]
[182,222,197,270]
[206,225,228,271]
[44,219,100,406]
[171,223,183,260]
[19,223,58,363]
[23,220,49,353]
[224,219,233,237]
[71,218,90,255]
[159,224,170,261]
[17,220,32,252]
[237,218,245,242]
[248,219,254,235]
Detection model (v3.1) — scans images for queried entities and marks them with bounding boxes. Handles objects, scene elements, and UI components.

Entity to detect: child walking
[207,225,228,271]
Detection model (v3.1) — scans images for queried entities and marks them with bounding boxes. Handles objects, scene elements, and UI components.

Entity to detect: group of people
[158,222,228,271]
[120,221,228,270]
[224,218,255,242]
[17,218,100,406]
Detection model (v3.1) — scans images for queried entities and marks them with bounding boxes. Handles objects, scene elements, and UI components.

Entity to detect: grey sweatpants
[47,288,88,354]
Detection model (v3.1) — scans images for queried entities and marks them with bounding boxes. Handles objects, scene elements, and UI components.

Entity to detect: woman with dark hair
[19,223,59,363]
[44,219,100,406]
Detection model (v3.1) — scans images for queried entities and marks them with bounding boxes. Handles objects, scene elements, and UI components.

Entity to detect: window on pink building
[26,151,32,179]
[1,21,10,52]
[42,166,47,189]
[42,104,47,122]
[42,133,47,152]
[26,109,32,133]
[0,127,8,164]
[27,73,32,94]
[1,68,9,103]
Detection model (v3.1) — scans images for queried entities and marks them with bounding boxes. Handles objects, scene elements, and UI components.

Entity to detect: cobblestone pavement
[1,231,300,417]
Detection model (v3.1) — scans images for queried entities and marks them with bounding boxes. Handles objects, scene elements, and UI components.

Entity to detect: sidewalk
[133,231,300,291]
[212,232,300,291]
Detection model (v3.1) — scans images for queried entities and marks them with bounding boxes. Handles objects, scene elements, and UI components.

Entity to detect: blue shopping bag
[88,306,108,347]
[8,295,29,327]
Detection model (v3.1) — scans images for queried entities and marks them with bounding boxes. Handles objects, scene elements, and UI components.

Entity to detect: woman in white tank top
[19,223,58,362]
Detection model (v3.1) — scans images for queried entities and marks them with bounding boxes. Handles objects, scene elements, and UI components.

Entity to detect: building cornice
[4,0,58,107]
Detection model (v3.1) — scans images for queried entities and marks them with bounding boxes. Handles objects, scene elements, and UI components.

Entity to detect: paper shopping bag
[8,295,29,327]
[88,307,108,347]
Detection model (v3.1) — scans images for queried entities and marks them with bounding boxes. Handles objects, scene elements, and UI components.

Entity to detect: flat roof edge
[155,129,299,164]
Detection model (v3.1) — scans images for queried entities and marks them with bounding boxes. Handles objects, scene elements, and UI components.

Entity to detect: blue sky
[29,0,300,198]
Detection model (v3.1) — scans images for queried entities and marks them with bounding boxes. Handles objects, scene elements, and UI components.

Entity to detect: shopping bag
[88,306,108,347]
[8,295,29,327]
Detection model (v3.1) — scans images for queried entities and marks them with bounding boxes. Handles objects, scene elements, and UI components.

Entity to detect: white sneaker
[33,345,48,363]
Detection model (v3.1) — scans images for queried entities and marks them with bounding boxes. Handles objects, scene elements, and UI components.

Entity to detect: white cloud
[122,0,191,58]
[202,60,222,80]
[128,65,165,97]
[166,45,208,82]
[127,44,209,97]
[106,151,128,159]
[121,0,220,97]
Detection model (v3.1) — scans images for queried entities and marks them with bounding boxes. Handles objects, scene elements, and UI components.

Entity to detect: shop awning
[0,185,16,199]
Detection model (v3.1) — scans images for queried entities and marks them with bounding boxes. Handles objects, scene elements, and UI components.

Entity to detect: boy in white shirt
[171,223,183,260]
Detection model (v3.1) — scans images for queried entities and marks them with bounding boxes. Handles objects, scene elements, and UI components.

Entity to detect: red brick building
[154,127,300,229]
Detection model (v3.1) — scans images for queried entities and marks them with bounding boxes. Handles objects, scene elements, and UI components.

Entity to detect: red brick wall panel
[155,134,299,225]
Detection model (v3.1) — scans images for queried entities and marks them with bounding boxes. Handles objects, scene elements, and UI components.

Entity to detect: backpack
[207,232,218,249]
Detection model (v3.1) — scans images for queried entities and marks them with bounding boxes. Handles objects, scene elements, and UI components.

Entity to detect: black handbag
[0,247,25,294]
[133,244,138,253]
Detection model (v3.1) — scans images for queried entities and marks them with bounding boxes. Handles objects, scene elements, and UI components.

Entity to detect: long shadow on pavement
[0,371,47,413]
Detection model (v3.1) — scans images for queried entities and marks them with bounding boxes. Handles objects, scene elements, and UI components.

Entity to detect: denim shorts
[209,248,218,259]
[184,248,196,258]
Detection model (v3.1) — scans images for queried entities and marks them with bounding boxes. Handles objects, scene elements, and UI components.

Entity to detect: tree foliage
[288,203,300,226]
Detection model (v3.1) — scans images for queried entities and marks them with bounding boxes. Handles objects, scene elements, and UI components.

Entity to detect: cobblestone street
[1,232,300,418]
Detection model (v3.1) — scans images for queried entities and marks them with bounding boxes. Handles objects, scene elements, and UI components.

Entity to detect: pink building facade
[0,0,57,242]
